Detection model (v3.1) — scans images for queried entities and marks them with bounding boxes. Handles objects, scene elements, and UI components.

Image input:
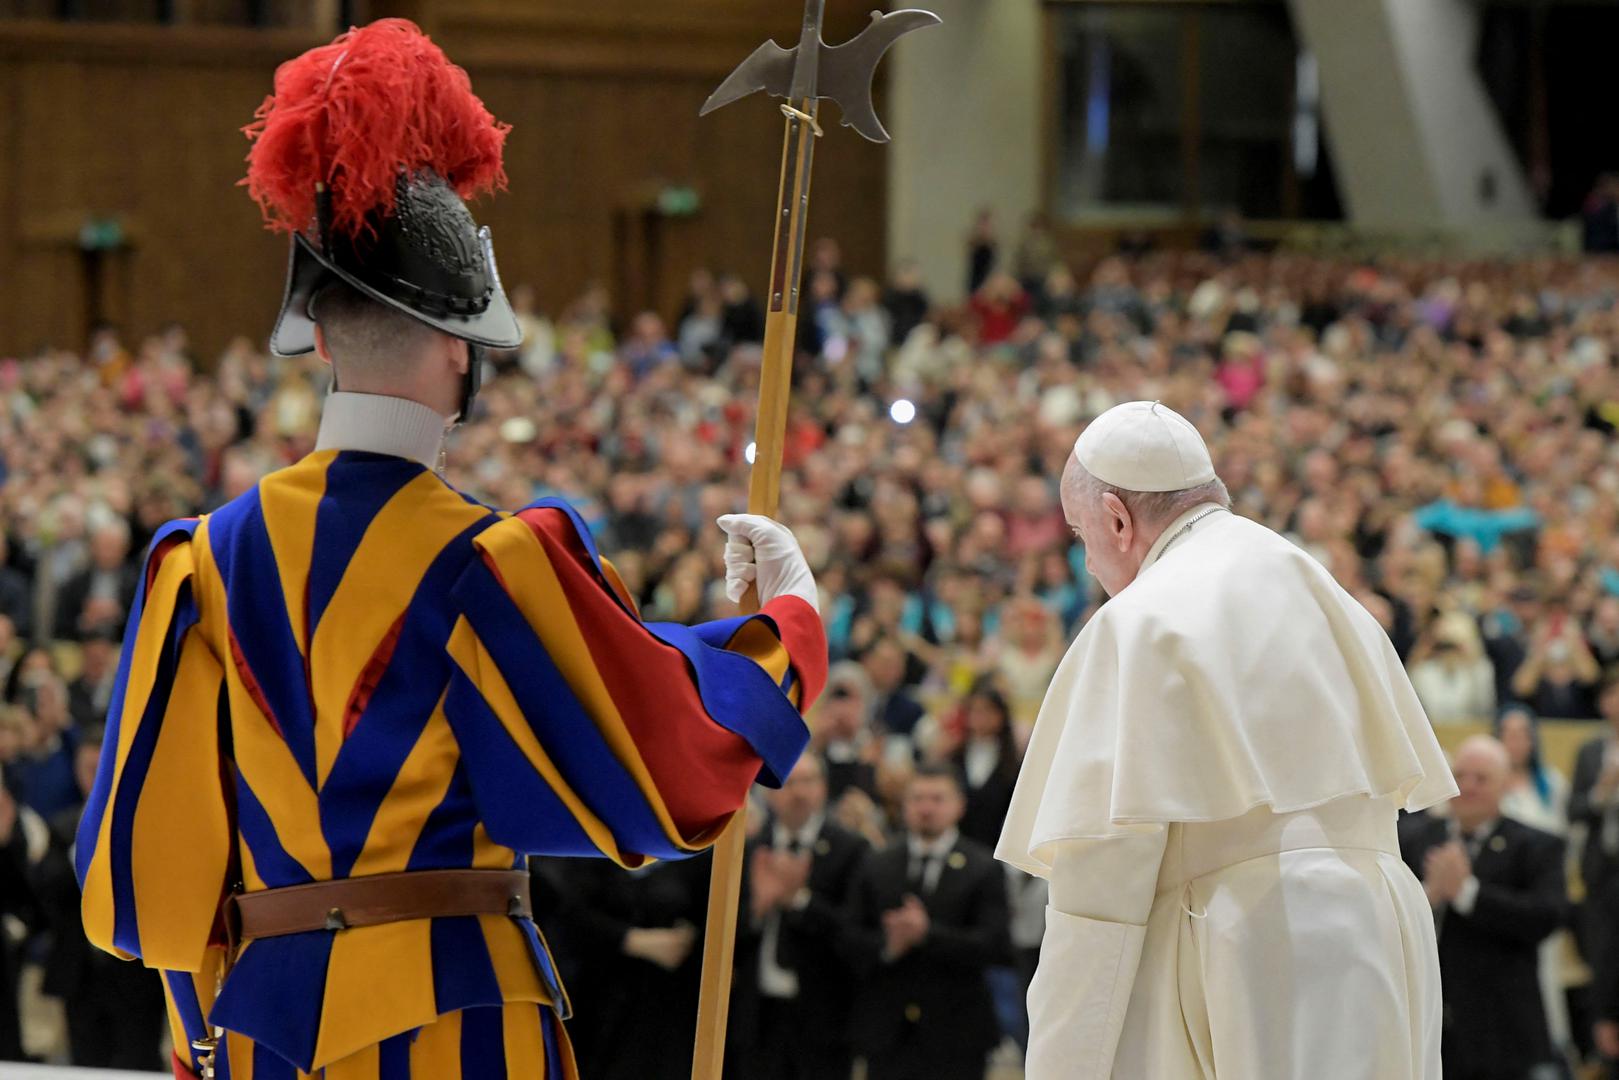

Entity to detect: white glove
[716,514,819,613]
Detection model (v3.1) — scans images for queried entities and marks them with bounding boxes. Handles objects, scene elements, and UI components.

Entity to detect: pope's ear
[1100,491,1133,547]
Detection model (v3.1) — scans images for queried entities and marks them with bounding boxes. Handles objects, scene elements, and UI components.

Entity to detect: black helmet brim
[269,228,521,358]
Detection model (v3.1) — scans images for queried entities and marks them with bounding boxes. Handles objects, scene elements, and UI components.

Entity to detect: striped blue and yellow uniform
[76,449,826,1080]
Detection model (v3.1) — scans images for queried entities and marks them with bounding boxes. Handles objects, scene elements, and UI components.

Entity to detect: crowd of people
[7,217,1619,1073]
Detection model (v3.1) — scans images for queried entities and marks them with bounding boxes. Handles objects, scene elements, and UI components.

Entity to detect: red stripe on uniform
[759,595,828,709]
[343,610,406,740]
[515,509,763,835]
[144,528,194,594]
[228,625,284,738]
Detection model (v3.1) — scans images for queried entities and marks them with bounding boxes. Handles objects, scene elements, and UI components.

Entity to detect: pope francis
[998,401,1456,1079]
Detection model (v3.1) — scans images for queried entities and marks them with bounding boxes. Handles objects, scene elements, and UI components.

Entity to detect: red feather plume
[242,18,509,240]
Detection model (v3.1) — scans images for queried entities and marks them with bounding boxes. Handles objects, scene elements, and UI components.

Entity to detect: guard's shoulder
[194,475,269,539]
[140,517,204,567]
[150,514,204,544]
[507,497,598,557]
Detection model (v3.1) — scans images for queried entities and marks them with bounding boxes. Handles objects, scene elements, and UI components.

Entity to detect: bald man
[1399,736,1567,1080]
[1000,401,1456,1078]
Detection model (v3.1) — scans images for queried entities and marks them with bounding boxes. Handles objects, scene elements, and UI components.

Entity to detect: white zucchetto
[1073,401,1216,493]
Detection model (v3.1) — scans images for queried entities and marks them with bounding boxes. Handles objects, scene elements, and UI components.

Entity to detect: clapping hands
[622,923,697,972]
[881,895,930,959]
[749,846,812,922]
[1422,841,1472,908]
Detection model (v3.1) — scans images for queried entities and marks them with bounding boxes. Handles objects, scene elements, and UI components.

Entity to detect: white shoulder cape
[998,509,1457,877]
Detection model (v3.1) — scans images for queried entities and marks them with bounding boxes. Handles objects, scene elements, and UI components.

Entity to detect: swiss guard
[74,19,826,1080]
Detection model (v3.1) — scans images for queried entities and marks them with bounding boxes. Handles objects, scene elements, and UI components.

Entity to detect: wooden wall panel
[0,23,327,354]
[0,2,890,360]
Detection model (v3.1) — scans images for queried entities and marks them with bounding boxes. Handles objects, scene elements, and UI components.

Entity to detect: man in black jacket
[731,754,868,1080]
[28,734,166,1068]
[1579,675,1619,1069]
[0,531,32,642]
[535,851,710,1080]
[1570,673,1619,957]
[0,777,43,1063]
[51,520,138,643]
[1399,735,1566,1080]
[849,763,1010,1080]
[66,623,119,732]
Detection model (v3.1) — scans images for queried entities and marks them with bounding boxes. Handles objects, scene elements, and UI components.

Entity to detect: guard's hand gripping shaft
[717,514,819,612]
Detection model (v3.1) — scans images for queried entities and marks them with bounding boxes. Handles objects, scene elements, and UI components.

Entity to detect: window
[1048,1,1341,223]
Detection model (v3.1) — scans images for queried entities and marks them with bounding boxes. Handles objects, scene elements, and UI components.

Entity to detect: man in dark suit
[0,776,44,1063]
[849,763,1010,1080]
[0,530,32,642]
[29,734,166,1068]
[51,520,138,643]
[1581,674,1619,1070]
[1570,672,1619,959]
[949,681,1020,850]
[535,851,710,1080]
[1399,735,1567,1080]
[731,754,868,1080]
[66,623,119,732]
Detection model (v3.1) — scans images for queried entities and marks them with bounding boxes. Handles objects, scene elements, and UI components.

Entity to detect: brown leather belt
[226,869,531,943]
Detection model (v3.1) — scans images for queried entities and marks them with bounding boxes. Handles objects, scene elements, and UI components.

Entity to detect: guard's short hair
[909,761,964,795]
[311,281,440,372]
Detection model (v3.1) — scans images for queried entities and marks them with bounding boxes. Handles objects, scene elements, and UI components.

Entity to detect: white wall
[1288,0,1535,227]
[886,0,1043,304]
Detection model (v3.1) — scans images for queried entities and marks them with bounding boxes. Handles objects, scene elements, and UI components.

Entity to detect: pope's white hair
[1064,461,1231,530]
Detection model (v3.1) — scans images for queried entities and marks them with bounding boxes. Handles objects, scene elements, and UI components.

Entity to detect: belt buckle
[324,907,348,932]
[192,1034,218,1080]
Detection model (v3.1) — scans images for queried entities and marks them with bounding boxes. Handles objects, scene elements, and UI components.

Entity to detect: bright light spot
[890,399,917,425]
[744,441,757,465]
[499,417,537,443]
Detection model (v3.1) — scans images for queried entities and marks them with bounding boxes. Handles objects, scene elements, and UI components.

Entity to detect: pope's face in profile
[1062,454,1140,598]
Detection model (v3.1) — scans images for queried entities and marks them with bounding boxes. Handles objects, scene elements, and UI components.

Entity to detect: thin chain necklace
[1157,507,1227,561]
[436,421,459,479]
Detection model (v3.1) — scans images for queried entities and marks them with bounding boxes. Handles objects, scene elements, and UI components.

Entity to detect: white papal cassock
[998,503,1457,1079]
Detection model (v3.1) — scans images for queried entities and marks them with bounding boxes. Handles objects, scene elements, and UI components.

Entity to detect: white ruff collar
[314,391,448,470]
